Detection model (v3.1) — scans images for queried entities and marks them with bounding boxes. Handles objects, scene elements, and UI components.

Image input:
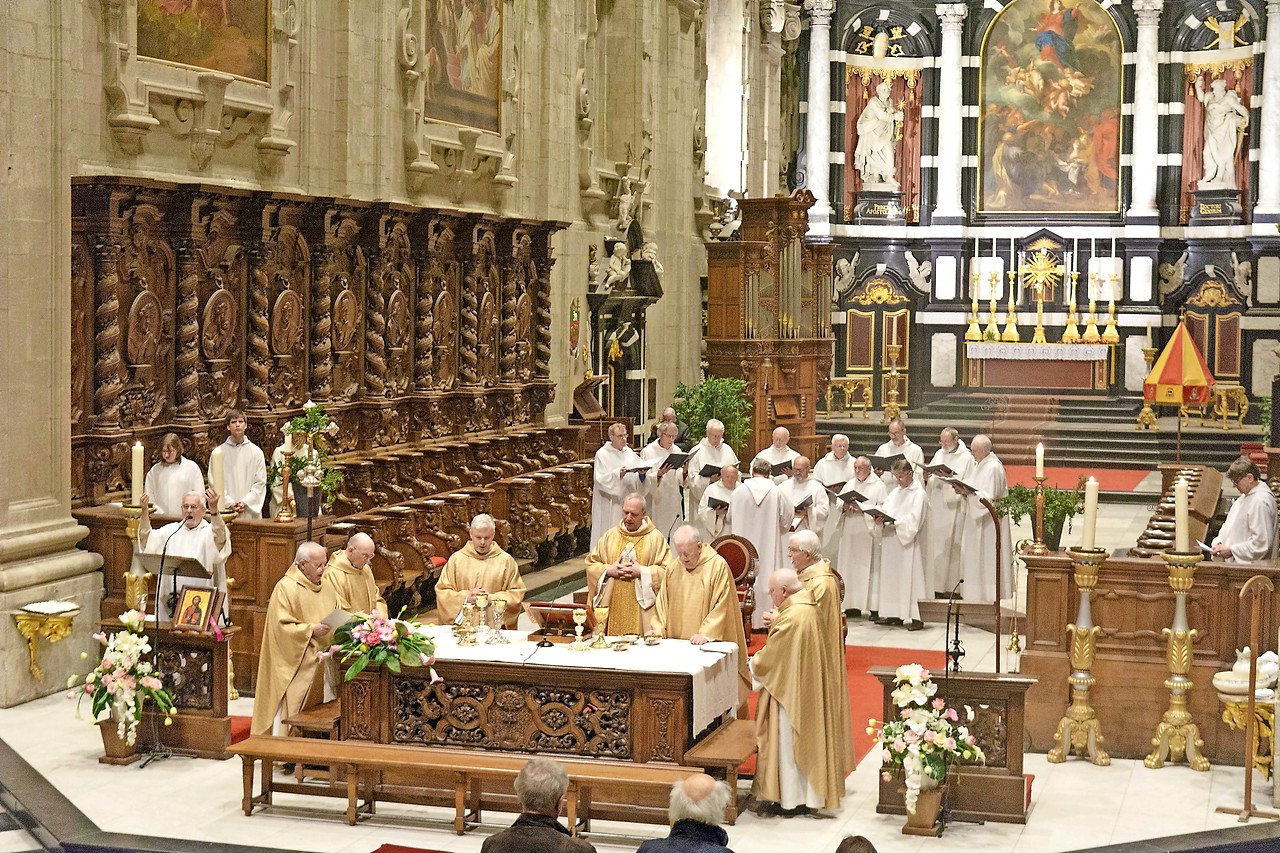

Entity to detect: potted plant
[672,376,753,453]
[322,611,440,682]
[267,402,345,516]
[868,664,984,834]
[67,609,176,764]
[995,476,1085,551]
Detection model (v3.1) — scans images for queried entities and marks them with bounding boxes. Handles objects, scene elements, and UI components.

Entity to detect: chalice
[474,592,492,642]
[489,596,509,644]
[591,606,610,649]
[457,602,478,646]
[570,608,589,651]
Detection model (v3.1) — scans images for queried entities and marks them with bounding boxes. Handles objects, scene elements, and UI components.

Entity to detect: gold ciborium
[456,602,478,646]
[591,606,610,649]
[570,608,589,651]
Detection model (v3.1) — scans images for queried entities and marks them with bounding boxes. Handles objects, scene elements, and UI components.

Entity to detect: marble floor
[0,494,1274,853]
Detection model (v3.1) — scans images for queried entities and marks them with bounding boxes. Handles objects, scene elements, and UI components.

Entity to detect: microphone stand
[140,520,192,769]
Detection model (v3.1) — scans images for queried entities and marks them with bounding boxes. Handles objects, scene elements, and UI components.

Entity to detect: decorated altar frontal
[340,631,740,764]
[966,342,1111,391]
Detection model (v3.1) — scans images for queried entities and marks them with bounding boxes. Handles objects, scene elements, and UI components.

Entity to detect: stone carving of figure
[1231,251,1253,305]
[1195,77,1249,190]
[905,251,932,293]
[600,242,631,293]
[833,253,859,301]
[854,80,902,190]
[1157,249,1189,298]
[639,241,664,276]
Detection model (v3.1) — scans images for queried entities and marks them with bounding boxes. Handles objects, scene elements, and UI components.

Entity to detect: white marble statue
[600,242,631,292]
[1195,78,1249,190]
[853,81,902,190]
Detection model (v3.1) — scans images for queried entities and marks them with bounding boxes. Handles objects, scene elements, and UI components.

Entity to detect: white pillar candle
[1035,443,1045,478]
[210,446,225,511]
[131,442,144,506]
[1082,476,1100,550]
[1146,324,1152,348]
[1174,478,1189,552]
[283,431,294,453]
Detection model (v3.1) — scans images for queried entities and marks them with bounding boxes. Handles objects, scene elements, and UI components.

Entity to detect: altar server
[873,459,928,630]
[955,435,1014,602]
[436,513,526,627]
[836,456,887,618]
[1211,457,1278,563]
[323,531,387,617]
[586,493,670,635]
[751,426,800,483]
[873,418,925,491]
[751,569,848,813]
[696,464,740,540]
[142,433,206,517]
[590,422,644,548]
[687,419,739,520]
[251,541,335,736]
[729,458,793,630]
[138,487,231,620]
[924,427,974,596]
[778,456,829,553]
[215,409,267,519]
[639,421,686,539]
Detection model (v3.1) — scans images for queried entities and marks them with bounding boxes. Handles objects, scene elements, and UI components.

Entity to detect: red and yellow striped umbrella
[1144,320,1215,405]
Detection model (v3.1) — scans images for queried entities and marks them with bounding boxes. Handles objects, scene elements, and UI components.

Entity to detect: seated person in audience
[586,493,670,635]
[142,432,206,517]
[481,757,595,853]
[650,406,690,447]
[323,531,386,617]
[1211,457,1278,563]
[637,774,735,853]
[436,513,526,628]
[138,488,230,620]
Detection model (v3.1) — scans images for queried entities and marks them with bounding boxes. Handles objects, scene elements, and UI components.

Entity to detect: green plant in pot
[672,376,753,453]
[995,476,1085,551]
[267,402,344,515]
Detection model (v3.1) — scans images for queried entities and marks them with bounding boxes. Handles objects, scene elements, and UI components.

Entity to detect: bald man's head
[668,773,730,826]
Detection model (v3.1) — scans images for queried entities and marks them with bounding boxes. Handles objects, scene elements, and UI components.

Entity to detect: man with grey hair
[138,486,230,620]
[873,417,924,491]
[637,773,734,852]
[778,456,829,554]
[591,422,643,548]
[482,757,595,852]
[697,464,740,539]
[814,434,858,552]
[730,458,793,630]
[436,513,526,627]
[650,406,689,447]
[751,426,800,483]
[640,420,687,538]
[924,426,973,597]
[688,418,739,523]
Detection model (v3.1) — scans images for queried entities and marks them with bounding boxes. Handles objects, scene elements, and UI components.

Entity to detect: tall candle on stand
[131,442,144,506]
[1146,324,1152,348]
[1174,478,1189,552]
[283,430,294,453]
[1035,442,1045,478]
[1082,476,1100,550]
[210,446,225,511]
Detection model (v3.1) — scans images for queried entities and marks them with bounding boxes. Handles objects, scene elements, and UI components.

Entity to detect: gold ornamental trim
[851,277,910,306]
[1187,279,1241,308]
[846,64,921,89]
[1183,58,1252,80]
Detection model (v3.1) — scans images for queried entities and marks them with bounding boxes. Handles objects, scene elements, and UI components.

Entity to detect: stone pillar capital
[1269,0,1280,18]
[804,0,835,28]
[936,3,968,29]
[1132,0,1163,26]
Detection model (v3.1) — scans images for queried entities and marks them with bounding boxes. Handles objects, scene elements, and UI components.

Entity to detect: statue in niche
[598,242,631,293]
[1195,78,1249,190]
[854,81,902,190]
[833,253,859,301]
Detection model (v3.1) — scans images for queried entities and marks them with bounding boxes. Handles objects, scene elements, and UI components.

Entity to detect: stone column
[804,0,836,227]
[1255,0,1280,219]
[1126,0,1163,220]
[933,3,968,222]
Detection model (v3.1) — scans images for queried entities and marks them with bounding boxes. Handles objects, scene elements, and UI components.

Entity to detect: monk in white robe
[436,513,526,627]
[956,435,1013,603]
[696,464,739,540]
[873,417,925,492]
[216,410,267,519]
[322,531,387,616]
[650,525,750,703]
[586,493,670,635]
[251,541,336,736]
[138,487,231,621]
[1211,457,1279,563]
[777,456,829,553]
[639,422,686,539]
[751,569,848,813]
[729,459,793,629]
[142,433,206,517]
[813,434,858,550]
[836,456,887,617]
[590,422,644,548]
[686,419,739,520]
[874,459,928,630]
[924,427,974,596]
[751,426,800,484]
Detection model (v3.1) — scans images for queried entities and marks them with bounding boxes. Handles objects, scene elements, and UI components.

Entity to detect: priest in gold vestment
[586,493,670,635]
[649,525,750,702]
[436,513,526,628]
[323,531,387,616]
[751,569,848,814]
[251,541,336,736]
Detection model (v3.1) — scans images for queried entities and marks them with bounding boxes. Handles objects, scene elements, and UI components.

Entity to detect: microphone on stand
[944,578,965,674]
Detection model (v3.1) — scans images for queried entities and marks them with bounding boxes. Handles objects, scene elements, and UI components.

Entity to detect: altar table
[965,341,1110,391]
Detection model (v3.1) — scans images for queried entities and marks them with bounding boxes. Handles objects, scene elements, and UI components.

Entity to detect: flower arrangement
[67,609,176,747]
[868,664,984,814]
[323,612,440,682]
[268,401,345,505]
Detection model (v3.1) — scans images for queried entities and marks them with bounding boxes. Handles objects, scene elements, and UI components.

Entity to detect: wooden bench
[229,736,698,835]
[281,700,342,782]
[684,719,757,824]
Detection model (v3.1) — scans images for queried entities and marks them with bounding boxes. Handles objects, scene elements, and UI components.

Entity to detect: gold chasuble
[251,564,336,736]
[796,559,856,776]
[322,549,387,616]
[752,589,849,809]
[585,517,670,635]
[435,541,526,627]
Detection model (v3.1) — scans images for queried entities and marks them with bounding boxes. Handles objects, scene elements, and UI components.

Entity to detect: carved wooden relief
[156,646,215,711]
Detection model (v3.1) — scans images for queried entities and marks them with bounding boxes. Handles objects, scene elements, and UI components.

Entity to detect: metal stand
[1048,547,1110,765]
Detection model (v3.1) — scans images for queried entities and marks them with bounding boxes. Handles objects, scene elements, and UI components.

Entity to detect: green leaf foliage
[672,377,753,453]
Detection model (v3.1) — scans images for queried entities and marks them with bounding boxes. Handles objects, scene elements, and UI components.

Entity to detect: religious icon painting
[135,0,270,85]
[569,298,581,358]
[977,0,1123,214]
[424,0,503,134]
[173,585,221,632]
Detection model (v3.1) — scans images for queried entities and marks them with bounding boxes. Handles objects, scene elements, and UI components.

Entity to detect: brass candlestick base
[15,607,80,680]
[122,503,142,543]
[1145,550,1210,771]
[965,275,982,342]
[1001,269,1021,342]
[1082,289,1101,344]
[1025,475,1051,556]
[1137,347,1159,431]
[1101,297,1120,345]
[984,291,1000,341]
[1048,548,1110,765]
[1061,303,1081,344]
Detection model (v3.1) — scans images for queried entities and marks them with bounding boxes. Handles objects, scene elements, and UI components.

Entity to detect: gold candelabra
[1137,346,1159,430]
[1048,548,1111,765]
[1144,550,1211,771]
[883,343,903,423]
[1026,475,1051,556]
[274,447,296,523]
[965,271,982,342]
[1001,268,1020,342]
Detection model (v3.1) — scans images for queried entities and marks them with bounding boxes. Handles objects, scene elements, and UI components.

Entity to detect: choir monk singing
[924,427,973,597]
[873,417,925,491]
[874,458,928,631]
[696,464,740,540]
[814,434,858,550]
[323,531,386,617]
[639,421,687,539]
[586,493,670,635]
[687,419,739,521]
[1211,457,1278,563]
[137,488,231,620]
[836,456,887,618]
[751,426,800,483]
[436,513,527,628]
[730,458,793,629]
[251,541,336,736]
[751,569,848,814]
[590,422,644,548]
[955,435,1013,602]
[215,409,267,519]
[142,433,206,517]
[778,456,829,552]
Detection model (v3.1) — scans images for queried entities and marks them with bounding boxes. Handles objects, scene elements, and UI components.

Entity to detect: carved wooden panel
[156,646,216,711]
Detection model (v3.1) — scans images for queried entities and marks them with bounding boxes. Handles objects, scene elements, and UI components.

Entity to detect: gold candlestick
[984,274,1000,341]
[1137,346,1159,430]
[1032,286,1047,344]
[965,271,982,342]
[1081,291,1101,344]
[274,448,296,522]
[1048,547,1111,765]
[883,343,903,422]
[1101,295,1120,344]
[1001,269,1020,342]
[1027,474,1050,556]
[1145,550,1211,771]
[122,503,142,543]
[1061,270,1081,343]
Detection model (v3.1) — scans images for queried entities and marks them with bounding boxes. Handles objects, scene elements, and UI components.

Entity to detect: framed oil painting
[425,0,503,133]
[978,0,1122,214]
[136,0,270,85]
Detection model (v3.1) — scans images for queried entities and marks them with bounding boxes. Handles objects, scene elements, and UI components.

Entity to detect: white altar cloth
[966,342,1109,361]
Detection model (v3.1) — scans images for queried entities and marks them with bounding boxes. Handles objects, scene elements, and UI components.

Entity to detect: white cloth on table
[142,458,206,518]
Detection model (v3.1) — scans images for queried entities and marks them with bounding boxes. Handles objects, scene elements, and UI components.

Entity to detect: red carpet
[369,846,451,853]
[230,715,251,745]
[1005,465,1149,492]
